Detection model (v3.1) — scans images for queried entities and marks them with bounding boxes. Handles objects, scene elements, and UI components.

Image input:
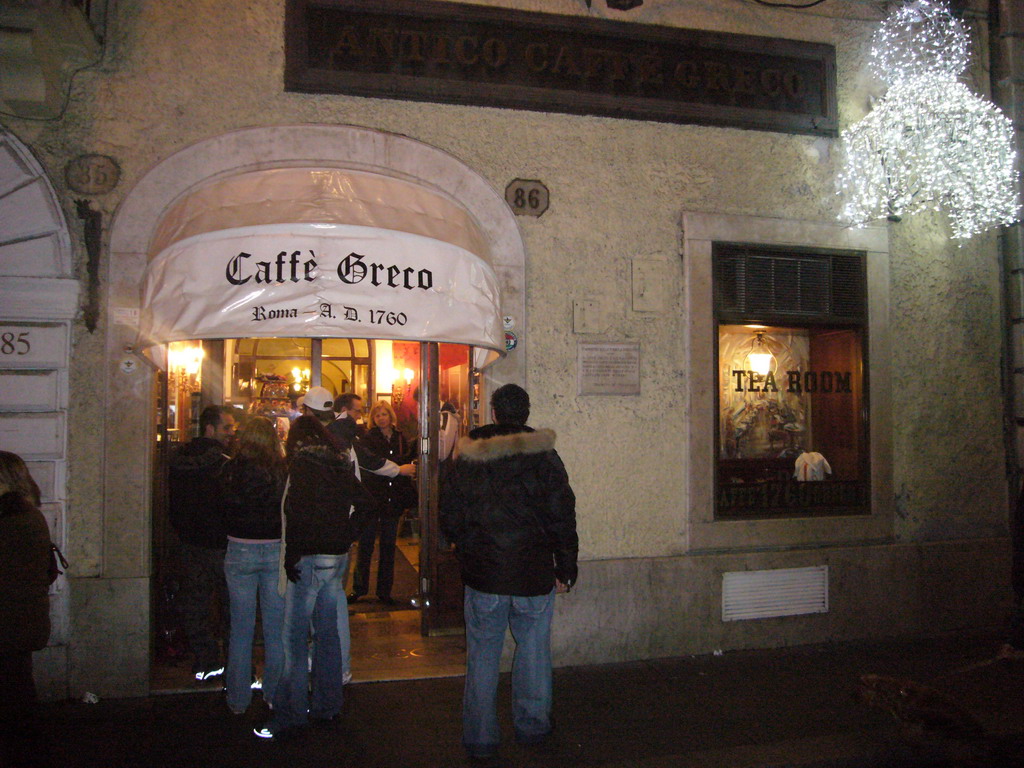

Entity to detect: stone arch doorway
[100,125,526,695]
[0,129,78,698]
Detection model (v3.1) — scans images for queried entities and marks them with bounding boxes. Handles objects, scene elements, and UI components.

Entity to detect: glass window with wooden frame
[713,243,869,519]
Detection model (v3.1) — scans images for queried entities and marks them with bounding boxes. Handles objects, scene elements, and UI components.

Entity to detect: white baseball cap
[302,386,334,411]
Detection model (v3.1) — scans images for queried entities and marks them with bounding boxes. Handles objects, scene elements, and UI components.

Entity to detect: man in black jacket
[440,384,577,763]
[168,404,235,681]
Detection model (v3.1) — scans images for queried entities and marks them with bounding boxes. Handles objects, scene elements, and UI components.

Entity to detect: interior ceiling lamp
[837,0,1020,240]
[747,331,776,377]
[290,366,311,392]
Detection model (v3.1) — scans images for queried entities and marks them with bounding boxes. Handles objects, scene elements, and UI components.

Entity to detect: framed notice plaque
[578,342,640,396]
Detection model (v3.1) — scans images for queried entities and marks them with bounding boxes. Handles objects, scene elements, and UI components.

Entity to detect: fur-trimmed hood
[456,426,556,463]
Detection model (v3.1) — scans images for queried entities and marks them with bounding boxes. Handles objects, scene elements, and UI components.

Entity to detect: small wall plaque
[578,341,640,396]
[65,154,120,195]
[505,179,549,217]
[632,259,669,312]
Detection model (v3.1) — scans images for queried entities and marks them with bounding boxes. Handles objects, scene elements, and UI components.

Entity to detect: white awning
[137,168,506,369]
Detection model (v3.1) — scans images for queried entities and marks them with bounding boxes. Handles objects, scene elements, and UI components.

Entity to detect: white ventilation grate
[722,565,829,622]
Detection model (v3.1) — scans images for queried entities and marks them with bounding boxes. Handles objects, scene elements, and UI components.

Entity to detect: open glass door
[417,342,474,635]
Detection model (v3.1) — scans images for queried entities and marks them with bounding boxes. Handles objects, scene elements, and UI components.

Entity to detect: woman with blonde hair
[220,417,286,715]
[0,451,55,765]
[349,400,416,606]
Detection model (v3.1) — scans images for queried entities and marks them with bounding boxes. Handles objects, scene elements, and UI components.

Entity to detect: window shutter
[714,245,865,323]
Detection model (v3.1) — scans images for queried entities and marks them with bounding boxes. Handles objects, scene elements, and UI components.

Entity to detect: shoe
[343,670,352,685]
[347,592,364,604]
[195,666,225,681]
[253,722,299,741]
[378,595,398,606]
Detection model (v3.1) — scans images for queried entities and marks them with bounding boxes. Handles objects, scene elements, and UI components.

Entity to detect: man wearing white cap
[298,386,415,683]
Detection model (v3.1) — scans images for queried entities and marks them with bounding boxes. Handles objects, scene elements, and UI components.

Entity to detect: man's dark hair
[199,404,233,434]
[307,406,335,425]
[335,393,363,414]
[286,414,333,456]
[491,384,530,425]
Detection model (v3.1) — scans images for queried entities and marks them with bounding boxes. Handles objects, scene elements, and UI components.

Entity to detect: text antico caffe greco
[328,28,807,102]
[731,369,853,395]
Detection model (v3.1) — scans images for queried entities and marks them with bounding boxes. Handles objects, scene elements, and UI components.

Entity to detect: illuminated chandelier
[838,0,1020,239]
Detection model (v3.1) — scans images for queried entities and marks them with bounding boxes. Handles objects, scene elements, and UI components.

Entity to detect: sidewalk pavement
[34,630,1024,768]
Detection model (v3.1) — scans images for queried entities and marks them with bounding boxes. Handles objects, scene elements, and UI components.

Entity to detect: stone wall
[1,0,1010,697]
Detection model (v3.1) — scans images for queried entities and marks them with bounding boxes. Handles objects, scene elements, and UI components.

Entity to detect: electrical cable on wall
[0,6,107,124]
[0,57,103,123]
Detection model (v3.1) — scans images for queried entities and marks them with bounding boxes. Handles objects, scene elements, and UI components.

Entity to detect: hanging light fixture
[747,331,776,377]
[290,366,311,392]
[868,0,969,85]
[837,0,1020,239]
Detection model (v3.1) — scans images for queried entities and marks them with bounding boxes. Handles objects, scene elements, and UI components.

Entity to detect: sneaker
[343,670,352,685]
[250,677,263,690]
[254,722,299,742]
[195,666,225,681]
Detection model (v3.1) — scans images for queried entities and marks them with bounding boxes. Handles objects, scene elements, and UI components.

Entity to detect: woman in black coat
[220,417,286,715]
[0,451,55,766]
[349,400,416,605]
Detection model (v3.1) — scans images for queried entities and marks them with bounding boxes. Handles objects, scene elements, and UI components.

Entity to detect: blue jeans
[273,554,347,731]
[463,586,555,756]
[224,540,284,713]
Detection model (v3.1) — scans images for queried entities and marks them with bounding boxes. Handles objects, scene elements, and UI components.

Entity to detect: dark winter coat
[168,436,230,549]
[327,417,391,475]
[360,426,416,519]
[0,491,54,654]
[220,456,284,541]
[440,424,578,597]
[282,445,378,572]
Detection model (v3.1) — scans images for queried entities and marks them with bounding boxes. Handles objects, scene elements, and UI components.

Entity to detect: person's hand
[555,580,571,594]
[286,564,301,583]
[398,463,416,477]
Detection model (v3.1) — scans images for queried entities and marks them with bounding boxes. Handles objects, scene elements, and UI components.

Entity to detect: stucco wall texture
[4,0,1012,694]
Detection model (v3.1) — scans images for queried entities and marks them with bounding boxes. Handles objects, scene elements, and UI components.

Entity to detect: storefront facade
[0,0,1014,698]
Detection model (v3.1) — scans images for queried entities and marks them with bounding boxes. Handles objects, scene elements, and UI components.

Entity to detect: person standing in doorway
[440,384,578,764]
[168,404,236,682]
[220,417,286,715]
[352,400,417,605]
[255,415,376,740]
[300,387,414,677]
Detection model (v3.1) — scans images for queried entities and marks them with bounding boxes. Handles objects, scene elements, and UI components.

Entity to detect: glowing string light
[838,0,1021,239]
[869,0,969,84]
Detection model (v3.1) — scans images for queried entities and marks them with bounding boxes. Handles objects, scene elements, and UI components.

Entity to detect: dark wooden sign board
[285,0,837,136]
